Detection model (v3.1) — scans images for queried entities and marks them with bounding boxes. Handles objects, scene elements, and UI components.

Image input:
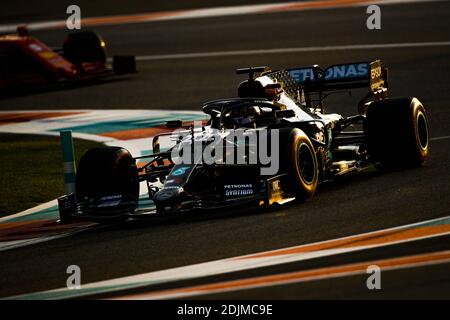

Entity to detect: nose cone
[153,187,183,207]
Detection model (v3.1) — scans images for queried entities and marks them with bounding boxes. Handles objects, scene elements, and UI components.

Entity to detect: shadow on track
[0,75,137,101]
[83,165,413,235]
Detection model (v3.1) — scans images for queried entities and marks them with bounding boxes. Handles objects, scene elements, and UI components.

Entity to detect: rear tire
[366,97,430,167]
[63,31,107,65]
[279,128,319,200]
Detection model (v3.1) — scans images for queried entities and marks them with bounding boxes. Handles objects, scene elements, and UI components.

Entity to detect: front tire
[279,128,319,200]
[76,146,139,218]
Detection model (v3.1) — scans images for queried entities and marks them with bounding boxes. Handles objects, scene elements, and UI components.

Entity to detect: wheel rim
[416,111,429,151]
[298,143,316,185]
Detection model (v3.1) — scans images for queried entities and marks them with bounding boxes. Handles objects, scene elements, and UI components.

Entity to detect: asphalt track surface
[0,0,302,24]
[1,1,450,299]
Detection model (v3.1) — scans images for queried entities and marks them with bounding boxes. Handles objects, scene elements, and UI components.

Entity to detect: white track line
[120,252,450,300]
[0,221,102,252]
[134,41,450,61]
[431,135,450,141]
[0,234,72,252]
[0,200,57,224]
[6,214,450,300]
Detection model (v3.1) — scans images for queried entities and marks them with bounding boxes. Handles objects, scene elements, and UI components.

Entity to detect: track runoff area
[0,0,450,314]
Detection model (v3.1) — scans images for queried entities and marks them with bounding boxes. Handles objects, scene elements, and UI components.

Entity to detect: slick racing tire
[366,97,430,167]
[76,146,139,215]
[279,128,319,200]
[63,30,107,65]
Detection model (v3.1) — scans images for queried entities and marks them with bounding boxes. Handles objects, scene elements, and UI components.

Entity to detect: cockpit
[203,98,294,129]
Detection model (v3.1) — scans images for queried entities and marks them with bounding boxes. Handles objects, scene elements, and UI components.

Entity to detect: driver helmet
[228,106,262,127]
[264,83,283,102]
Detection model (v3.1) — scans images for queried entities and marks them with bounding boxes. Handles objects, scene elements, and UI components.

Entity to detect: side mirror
[166,120,183,128]
[275,109,295,118]
[152,135,160,153]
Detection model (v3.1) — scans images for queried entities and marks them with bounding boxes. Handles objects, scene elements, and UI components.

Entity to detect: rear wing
[265,60,388,113]
[268,60,388,94]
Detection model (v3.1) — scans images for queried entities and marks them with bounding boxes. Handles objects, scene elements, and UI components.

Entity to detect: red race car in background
[0,26,136,94]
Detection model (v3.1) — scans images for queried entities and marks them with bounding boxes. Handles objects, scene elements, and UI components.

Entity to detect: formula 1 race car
[0,26,136,95]
[58,60,430,223]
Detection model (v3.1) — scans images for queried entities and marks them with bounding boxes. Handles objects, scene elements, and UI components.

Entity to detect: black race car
[58,60,430,223]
